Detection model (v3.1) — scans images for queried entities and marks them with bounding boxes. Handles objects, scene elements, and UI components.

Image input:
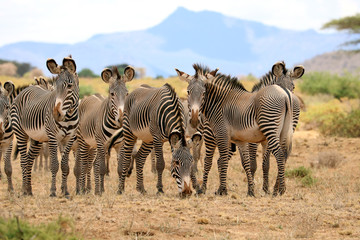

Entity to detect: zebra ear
[101,68,113,83]
[124,66,135,82]
[209,68,219,77]
[272,61,286,78]
[175,69,193,83]
[63,57,76,74]
[169,131,182,151]
[3,81,14,97]
[46,59,61,74]
[291,66,305,79]
[34,77,41,85]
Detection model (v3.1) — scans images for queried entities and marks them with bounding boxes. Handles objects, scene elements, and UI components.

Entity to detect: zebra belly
[26,127,49,142]
[132,127,153,143]
[230,127,266,143]
[83,136,97,148]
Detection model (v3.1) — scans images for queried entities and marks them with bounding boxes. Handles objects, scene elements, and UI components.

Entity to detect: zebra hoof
[247,191,255,197]
[196,188,205,195]
[117,189,123,195]
[156,189,164,195]
[215,187,228,196]
[49,192,56,197]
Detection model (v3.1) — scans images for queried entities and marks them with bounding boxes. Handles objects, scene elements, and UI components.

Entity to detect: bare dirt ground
[1,130,359,239]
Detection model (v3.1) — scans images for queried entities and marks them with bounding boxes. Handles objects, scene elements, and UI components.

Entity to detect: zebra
[198,63,304,196]
[247,61,304,193]
[0,81,15,192]
[10,56,79,196]
[175,65,218,173]
[117,83,195,197]
[74,66,134,195]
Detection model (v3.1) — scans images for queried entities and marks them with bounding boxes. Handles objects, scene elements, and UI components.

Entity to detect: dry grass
[1,130,360,239]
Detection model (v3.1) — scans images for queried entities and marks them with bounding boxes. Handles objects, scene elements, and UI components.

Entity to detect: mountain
[0,7,352,77]
[302,50,360,75]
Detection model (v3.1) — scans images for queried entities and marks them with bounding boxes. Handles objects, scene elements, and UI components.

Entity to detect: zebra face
[176,65,218,129]
[171,145,194,197]
[272,62,305,92]
[101,66,135,126]
[0,81,14,137]
[47,57,78,122]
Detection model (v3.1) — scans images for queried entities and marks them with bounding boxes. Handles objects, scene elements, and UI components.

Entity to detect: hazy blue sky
[1,0,359,47]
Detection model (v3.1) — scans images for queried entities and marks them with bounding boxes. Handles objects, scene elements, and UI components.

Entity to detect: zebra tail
[12,141,19,161]
[280,94,293,160]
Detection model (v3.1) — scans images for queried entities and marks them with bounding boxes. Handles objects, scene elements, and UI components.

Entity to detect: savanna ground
[1,129,359,239]
[0,75,359,239]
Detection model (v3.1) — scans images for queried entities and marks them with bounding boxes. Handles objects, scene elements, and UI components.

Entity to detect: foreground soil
[1,130,359,239]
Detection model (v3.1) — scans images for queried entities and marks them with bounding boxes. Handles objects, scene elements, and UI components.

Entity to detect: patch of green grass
[286,166,317,187]
[0,216,81,240]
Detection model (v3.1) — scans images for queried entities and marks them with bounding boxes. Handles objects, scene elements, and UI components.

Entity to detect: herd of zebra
[0,55,305,198]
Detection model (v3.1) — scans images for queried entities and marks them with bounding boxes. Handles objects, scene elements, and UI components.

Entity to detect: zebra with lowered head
[117,83,196,197]
[10,56,79,196]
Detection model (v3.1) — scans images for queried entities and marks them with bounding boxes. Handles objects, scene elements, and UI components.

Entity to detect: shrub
[285,166,317,187]
[79,85,95,98]
[0,62,17,76]
[285,166,311,178]
[311,151,344,168]
[299,71,360,99]
[78,68,99,78]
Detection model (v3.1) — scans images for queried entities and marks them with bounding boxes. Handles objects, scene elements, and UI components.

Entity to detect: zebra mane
[206,73,248,92]
[251,71,276,92]
[193,63,218,79]
[163,83,187,146]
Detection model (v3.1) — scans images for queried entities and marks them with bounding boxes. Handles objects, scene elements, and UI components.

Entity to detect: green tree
[78,68,99,78]
[322,13,360,48]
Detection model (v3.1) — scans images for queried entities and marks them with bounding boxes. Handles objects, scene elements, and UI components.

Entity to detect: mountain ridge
[0,7,351,77]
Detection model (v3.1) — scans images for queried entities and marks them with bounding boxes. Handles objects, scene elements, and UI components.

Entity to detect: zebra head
[272,61,305,92]
[46,57,79,122]
[0,81,14,138]
[101,66,135,126]
[169,131,194,197]
[175,64,218,129]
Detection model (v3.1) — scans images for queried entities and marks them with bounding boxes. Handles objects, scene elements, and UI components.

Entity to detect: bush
[79,85,95,98]
[299,71,360,99]
[311,151,344,168]
[327,108,360,137]
[78,68,99,78]
[0,216,80,240]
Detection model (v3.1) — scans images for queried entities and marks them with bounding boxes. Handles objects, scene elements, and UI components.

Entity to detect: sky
[1,0,359,47]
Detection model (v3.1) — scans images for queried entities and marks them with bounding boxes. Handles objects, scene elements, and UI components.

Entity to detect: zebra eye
[110,92,115,97]
[187,90,190,95]
[174,160,180,165]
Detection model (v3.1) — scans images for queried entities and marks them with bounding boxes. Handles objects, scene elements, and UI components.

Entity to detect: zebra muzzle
[181,178,192,197]
[190,109,200,128]
[53,101,65,122]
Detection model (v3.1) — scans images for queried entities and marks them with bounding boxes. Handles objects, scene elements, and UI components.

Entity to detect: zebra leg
[199,124,216,195]
[74,144,81,194]
[214,130,231,196]
[238,142,255,197]
[248,143,258,178]
[135,142,153,194]
[261,141,271,194]
[16,133,29,195]
[192,135,202,173]
[150,149,156,174]
[48,138,59,197]
[96,145,108,194]
[39,146,43,171]
[60,135,76,196]
[117,129,136,194]
[44,143,49,171]
[26,140,42,196]
[3,141,14,192]
[34,154,38,172]
[86,148,96,193]
[268,138,286,196]
[126,145,137,177]
[154,139,165,194]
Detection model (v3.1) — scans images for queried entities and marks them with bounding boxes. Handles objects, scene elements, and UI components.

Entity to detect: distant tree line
[0,59,35,77]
